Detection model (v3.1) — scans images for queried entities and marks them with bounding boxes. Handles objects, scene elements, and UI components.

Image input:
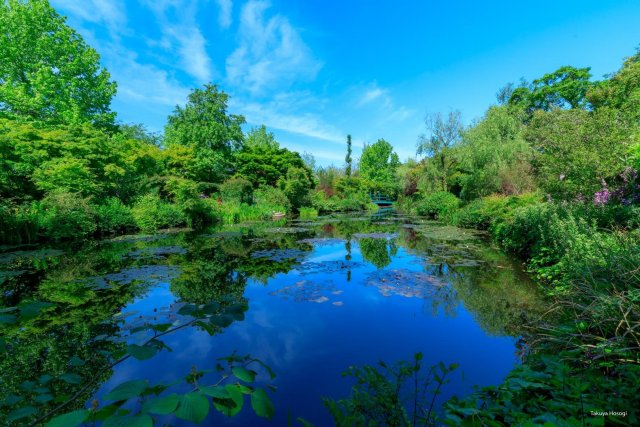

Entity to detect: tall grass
[216,202,287,224]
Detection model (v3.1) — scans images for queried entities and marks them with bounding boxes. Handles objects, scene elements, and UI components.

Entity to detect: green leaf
[68,356,86,367]
[127,344,157,360]
[200,385,231,399]
[178,304,196,315]
[7,406,38,422]
[142,394,180,415]
[0,313,17,324]
[232,366,257,383]
[19,301,55,320]
[45,410,90,427]
[103,414,152,427]
[105,379,148,402]
[59,373,82,384]
[210,314,234,327]
[35,394,54,403]
[216,384,244,417]
[175,393,210,423]
[201,301,220,314]
[251,388,274,419]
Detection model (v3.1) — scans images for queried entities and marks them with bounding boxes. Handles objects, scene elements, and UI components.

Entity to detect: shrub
[254,186,291,212]
[95,198,136,235]
[219,177,253,204]
[298,207,318,219]
[280,167,312,211]
[165,177,219,229]
[132,193,185,232]
[39,192,97,241]
[0,202,40,244]
[415,191,460,222]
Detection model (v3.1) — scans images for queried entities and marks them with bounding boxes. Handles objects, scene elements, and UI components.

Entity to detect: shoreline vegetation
[1,1,639,425]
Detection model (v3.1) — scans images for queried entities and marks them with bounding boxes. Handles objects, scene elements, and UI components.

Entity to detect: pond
[0,211,544,426]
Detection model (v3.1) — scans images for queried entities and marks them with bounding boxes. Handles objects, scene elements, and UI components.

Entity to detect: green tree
[279,166,312,210]
[165,84,245,184]
[526,108,631,200]
[457,106,535,199]
[588,50,640,122]
[359,139,400,195]
[345,134,353,177]
[0,0,116,126]
[416,111,463,192]
[234,126,313,188]
[508,66,592,112]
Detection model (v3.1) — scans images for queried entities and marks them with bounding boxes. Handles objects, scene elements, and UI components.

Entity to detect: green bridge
[369,192,395,207]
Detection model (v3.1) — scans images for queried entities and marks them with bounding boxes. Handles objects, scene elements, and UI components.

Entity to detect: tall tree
[416,111,463,192]
[164,84,245,184]
[360,138,400,195]
[0,0,116,126]
[508,66,593,112]
[345,134,353,177]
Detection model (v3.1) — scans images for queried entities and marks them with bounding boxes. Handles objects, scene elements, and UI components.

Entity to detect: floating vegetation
[251,248,308,262]
[353,232,397,239]
[106,234,167,243]
[0,248,65,264]
[0,270,25,285]
[263,227,311,234]
[84,265,181,289]
[295,260,363,275]
[269,279,340,305]
[297,237,344,247]
[414,224,484,241]
[365,268,448,298]
[126,245,187,259]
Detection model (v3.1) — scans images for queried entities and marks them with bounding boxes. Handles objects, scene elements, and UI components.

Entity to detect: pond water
[0,212,544,426]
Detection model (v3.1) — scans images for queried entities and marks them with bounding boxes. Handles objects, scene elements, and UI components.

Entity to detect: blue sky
[51,0,640,165]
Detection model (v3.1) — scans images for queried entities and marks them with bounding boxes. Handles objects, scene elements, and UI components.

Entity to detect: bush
[298,207,318,219]
[280,167,312,211]
[39,192,97,241]
[216,202,281,224]
[95,198,136,235]
[0,202,40,244]
[254,186,291,212]
[415,191,460,222]
[132,193,186,232]
[165,178,219,229]
[219,177,254,204]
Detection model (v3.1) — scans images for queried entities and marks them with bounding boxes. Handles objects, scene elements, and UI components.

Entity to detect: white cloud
[226,0,322,95]
[232,98,344,144]
[52,0,127,38]
[358,87,388,106]
[141,0,214,82]
[216,0,233,29]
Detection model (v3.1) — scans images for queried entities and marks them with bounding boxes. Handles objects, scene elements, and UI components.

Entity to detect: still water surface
[0,212,543,425]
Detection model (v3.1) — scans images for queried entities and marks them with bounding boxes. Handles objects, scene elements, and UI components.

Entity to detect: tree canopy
[0,0,116,126]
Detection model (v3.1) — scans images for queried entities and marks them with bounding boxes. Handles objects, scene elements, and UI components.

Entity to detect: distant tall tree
[165,84,245,184]
[360,138,400,195]
[0,0,117,126]
[508,66,593,112]
[417,111,463,191]
[345,134,353,177]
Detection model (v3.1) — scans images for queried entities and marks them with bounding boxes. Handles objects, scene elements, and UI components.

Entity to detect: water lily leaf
[175,393,210,423]
[105,379,148,402]
[44,410,90,427]
[7,406,38,422]
[251,388,274,419]
[232,367,256,383]
[127,344,157,360]
[210,314,234,328]
[217,384,244,417]
[19,301,55,320]
[142,394,180,415]
[103,414,152,427]
[200,385,230,399]
[59,373,82,384]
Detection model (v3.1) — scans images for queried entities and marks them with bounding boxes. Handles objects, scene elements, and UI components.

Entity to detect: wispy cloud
[358,86,389,106]
[141,0,214,82]
[226,0,322,95]
[51,0,127,38]
[216,0,233,29]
